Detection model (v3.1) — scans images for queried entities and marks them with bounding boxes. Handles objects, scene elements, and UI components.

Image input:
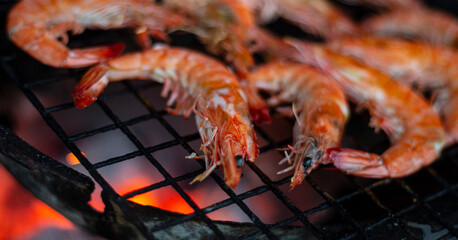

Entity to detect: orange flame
[129,191,194,214]
[117,176,194,214]
[0,166,74,240]
[65,152,86,165]
[88,179,194,216]
[0,161,195,240]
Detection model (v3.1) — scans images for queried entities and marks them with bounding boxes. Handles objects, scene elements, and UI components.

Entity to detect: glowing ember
[65,152,86,165]
[118,176,193,214]
[129,190,194,214]
[88,187,105,213]
[86,174,194,214]
[0,166,74,240]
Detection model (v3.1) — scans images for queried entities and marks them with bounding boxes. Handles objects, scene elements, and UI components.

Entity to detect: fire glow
[0,166,74,240]
[128,190,194,214]
[0,161,193,240]
[120,176,194,214]
[65,152,86,165]
[87,175,194,215]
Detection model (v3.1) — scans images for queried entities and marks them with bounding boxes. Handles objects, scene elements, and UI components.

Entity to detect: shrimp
[362,8,458,47]
[215,0,295,74]
[281,0,360,39]
[336,0,421,10]
[161,0,272,124]
[162,0,254,76]
[248,61,349,187]
[7,0,186,68]
[329,36,458,144]
[72,45,258,188]
[286,40,446,178]
[244,0,360,39]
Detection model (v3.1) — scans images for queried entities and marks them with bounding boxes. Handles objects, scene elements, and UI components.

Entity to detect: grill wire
[1,1,458,239]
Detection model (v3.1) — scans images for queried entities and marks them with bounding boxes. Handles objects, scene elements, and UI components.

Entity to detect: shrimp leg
[248,61,349,187]
[288,41,446,178]
[72,46,258,188]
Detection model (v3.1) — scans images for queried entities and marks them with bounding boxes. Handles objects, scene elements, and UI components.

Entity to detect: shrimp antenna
[292,102,301,127]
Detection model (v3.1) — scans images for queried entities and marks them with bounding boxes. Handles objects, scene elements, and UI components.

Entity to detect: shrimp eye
[302,157,312,170]
[235,155,244,168]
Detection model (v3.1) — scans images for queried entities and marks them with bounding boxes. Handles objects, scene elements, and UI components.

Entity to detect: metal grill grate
[1,1,458,239]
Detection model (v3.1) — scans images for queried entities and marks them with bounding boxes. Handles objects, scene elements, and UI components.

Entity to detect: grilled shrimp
[337,0,421,10]
[248,61,349,187]
[162,0,254,76]
[7,0,186,68]
[215,0,295,69]
[243,0,360,39]
[72,46,258,188]
[362,8,458,46]
[162,0,271,124]
[227,0,298,59]
[279,0,360,39]
[330,36,458,144]
[286,40,446,178]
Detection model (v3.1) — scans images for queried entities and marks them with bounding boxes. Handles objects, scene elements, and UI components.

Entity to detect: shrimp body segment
[245,0,360,39]
[362,9,458,46]
[248,62,349,187]
[338,0,421,10]
[72,46,258,188]
[288,41,446,178]
[280,0,360,39]
[330,36,458,144]
[7,0,186,68]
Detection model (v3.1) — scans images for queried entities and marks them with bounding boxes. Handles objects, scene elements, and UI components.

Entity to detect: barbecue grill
[0,1,458,239]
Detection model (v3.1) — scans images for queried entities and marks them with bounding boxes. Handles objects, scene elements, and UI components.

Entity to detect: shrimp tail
[240,81,271,124]
[72,64,110,109]
[65,43,125,68]
[327,148,390,178]
[283,38,318,64]
[247,91,271,125]
[249,106,271,125]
